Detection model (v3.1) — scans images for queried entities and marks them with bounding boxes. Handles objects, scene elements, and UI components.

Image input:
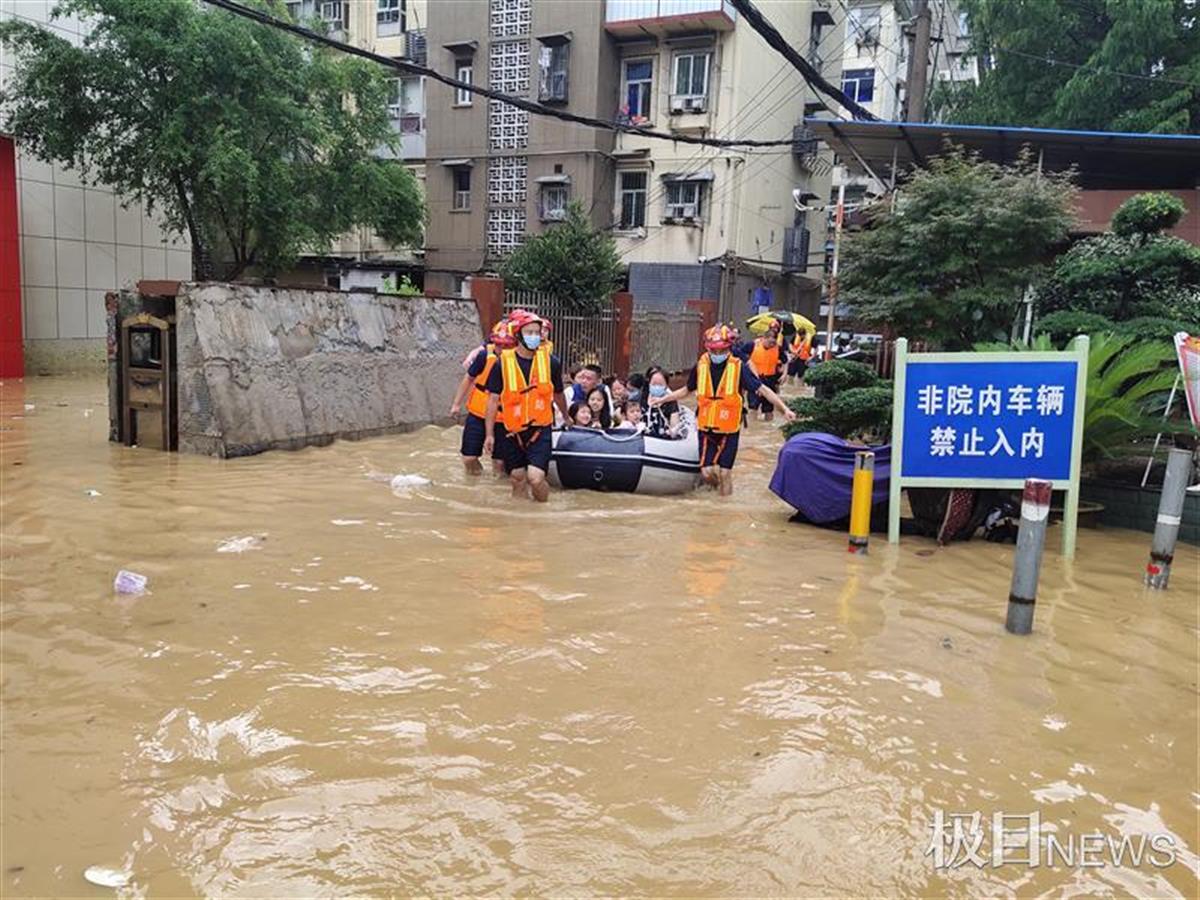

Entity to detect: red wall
[1075,189,1200,246]
[0,138,22,378]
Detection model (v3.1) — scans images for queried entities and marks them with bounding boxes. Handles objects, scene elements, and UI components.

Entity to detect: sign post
[887,336,1089,558]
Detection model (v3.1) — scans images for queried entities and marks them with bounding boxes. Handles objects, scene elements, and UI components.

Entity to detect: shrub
[1034,310,1115,344]
[784,385,893,442]
[1111,192,1186,238]
[1121,316,1194,341]
[803,359,880,394]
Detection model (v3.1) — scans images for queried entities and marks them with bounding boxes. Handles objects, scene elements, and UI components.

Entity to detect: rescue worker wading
[450,318,515,475]
[482,309,569,502]
[785,329,813,384]
[746,321,788,422]
[651,324,795,497]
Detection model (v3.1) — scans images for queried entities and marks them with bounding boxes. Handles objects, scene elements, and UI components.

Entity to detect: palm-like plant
[1082,334,1183,464]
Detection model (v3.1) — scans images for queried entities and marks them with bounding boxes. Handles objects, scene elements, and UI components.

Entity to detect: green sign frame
[887,336,1090,559]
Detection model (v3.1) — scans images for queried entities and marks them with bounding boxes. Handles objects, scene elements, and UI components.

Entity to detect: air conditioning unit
[544,207,567,221]
[667,203,697,220]
[857,28,879,47]
[670,95,707,114]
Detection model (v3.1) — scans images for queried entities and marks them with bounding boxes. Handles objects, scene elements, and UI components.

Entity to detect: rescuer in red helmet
[450,318,516,475]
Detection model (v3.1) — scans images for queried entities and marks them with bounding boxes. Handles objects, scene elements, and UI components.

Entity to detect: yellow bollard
[848,450,875,554]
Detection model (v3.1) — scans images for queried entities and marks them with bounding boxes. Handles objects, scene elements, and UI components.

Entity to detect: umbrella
[745,310,817,338]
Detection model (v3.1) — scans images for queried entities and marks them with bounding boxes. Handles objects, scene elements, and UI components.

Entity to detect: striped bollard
[848,451,875,555]
[1006,479,1052,635]
[1145,448,1193,590]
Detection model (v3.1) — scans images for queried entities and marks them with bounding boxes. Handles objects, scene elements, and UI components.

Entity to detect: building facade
[1,1,192,375]
[424,0,837,321]
[284,0,429,291]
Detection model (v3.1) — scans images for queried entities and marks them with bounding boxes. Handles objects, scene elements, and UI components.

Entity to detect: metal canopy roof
[806,119,1200,190]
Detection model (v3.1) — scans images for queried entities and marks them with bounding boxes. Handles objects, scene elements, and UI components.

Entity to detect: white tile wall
[4,3,192,347]
[57,287,87,338]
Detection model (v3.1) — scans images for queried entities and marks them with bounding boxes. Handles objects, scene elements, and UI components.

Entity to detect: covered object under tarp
[769,433,890,525]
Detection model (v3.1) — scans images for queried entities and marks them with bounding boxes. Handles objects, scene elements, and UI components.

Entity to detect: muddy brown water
[1,376,1197,898]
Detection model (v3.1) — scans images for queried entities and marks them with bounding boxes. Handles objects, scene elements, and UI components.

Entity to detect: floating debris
[83,865,131,888]
[390,474,431,493]
[85,489,102,498]
[113,570,148,595]
[217,534,266,553]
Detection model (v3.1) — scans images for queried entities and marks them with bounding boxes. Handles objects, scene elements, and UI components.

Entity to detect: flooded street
[2,375,1197,897]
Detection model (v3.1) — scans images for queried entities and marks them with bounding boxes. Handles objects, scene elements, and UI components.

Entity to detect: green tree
[0,0,424,279]
[1037,193,1200,322]
[500,202,623,314]
[840,150,1077,350]
[933,0,1200,134]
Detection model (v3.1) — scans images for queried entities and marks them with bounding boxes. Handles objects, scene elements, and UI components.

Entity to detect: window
[452,168,471,210]
[320,0,347,29]
[846,5,881,45]
[455,61,473,106]
[391,76,423,132]
[377,0,404,36]
[541,184,569,221]
[841,67,875,103]
[284,0,302,20]
[387,78,402,118]
[958,10,969,35]
[665,181,702,220]
[538,42,570,103]
[622,58,653,122]
[671,51,710,111]
[618,171,647,230]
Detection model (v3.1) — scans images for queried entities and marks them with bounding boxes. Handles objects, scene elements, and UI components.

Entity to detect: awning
[660,169,714,182]
[442,39,478,53]
[440,158,474,168]
[805,118,1200,190]
[536,31,572,45]
[534,174,571,184]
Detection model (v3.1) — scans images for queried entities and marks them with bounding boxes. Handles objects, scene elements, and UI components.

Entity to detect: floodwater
[1,375,1197,898]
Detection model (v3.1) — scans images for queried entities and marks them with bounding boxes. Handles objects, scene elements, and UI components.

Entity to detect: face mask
[709,352,729,364]
[522,333,542,350]
[649,384,668,398]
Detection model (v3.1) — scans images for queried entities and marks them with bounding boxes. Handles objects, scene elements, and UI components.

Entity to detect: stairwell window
[320,0,348,30]
[841,67,875,103]
[377,0,404,36]
[454,60,473,106]
[665,181,703,221]
[618,171,648,230]
[452,168,471,211]
[538,42,570,104]
[671,51,710,113]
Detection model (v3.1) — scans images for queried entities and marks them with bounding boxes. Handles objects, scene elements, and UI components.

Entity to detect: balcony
[605,0,736,37]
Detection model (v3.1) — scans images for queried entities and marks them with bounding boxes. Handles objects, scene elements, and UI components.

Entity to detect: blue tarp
[769,433,891,524]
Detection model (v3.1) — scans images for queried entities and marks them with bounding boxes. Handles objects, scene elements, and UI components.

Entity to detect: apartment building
[285,0,429,290]
[424,0,837,321]
[0,1,192,375]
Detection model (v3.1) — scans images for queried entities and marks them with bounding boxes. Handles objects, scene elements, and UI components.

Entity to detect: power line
[198,0,799,149]
[727,0,878,121]
[993,46,1200,88]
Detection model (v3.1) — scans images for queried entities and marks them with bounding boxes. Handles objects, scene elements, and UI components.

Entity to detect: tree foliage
[784,387,893,442]
[933,0,1200,134]
[803,359,880,393]
[500,202,623,314]
[1111,191,1186,237]
[840,150,1077,350]
[0,0,424,279]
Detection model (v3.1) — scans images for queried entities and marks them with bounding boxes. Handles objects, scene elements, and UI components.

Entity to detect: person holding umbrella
[651,324,795,497]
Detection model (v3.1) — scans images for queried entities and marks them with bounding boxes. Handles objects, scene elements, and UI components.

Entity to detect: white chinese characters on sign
[924,383,1064,460]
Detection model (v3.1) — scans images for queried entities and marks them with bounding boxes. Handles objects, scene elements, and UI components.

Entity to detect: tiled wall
[1,0,192,371]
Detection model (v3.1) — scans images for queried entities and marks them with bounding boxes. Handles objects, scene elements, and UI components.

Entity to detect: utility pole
[906,0,933,122]
[824,182,846,361]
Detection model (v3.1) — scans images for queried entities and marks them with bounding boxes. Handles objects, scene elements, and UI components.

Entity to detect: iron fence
[503,289,618,374]
[630,307,704,375]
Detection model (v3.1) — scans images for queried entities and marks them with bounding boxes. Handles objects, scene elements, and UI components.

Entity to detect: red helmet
[490,318,516,349]
[508,308,544,332]
[704,323,739,352]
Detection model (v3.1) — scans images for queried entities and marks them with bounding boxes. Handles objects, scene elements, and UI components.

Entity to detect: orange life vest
[791,335,812,360]
[499,347,554,432]
[466,344,499,418]
[750,338,782,377]
[695,353,743,434]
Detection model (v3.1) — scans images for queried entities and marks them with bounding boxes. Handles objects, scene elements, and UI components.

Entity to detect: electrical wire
[198,0,800,149]
[992,45,1200,88]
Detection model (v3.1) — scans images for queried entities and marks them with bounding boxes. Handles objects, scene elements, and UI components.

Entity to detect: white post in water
[1006,478,1052,635]
[1145,448,1193,590]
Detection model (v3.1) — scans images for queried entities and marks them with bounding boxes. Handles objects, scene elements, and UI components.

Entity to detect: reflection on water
[2,376,1197,897]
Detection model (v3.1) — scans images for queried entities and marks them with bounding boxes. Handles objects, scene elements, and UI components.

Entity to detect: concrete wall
[169,283,481,457]
[1,0,192,375]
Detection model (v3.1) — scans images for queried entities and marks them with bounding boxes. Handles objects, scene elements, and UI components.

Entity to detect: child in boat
[569,402,594,428]
[615,399,645,432]
[585,386,613,429]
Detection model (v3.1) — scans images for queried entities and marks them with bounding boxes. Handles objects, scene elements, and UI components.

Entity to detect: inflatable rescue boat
[549,427,700,494]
